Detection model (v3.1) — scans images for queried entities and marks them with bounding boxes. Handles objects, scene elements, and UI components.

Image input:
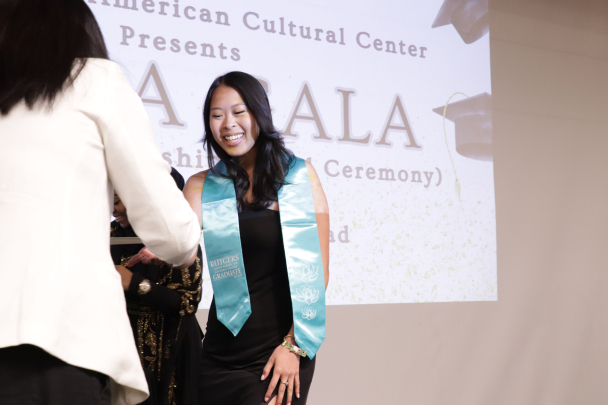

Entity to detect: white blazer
[0,59,201,405]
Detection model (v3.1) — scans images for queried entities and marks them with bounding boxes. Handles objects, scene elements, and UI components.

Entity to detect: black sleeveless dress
[199,208,316,405]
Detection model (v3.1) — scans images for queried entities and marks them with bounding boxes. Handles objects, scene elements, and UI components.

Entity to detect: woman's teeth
[225,133,244,142]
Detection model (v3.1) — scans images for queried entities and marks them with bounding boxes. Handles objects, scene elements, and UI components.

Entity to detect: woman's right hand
[262,344,301,405]
[127,246,165,267]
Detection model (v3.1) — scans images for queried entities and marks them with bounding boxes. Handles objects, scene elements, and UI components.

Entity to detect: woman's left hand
[262,344,300,405]
[115,265,133,291]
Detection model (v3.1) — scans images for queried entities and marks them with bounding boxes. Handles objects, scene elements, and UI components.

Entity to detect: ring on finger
[281,380,289,386]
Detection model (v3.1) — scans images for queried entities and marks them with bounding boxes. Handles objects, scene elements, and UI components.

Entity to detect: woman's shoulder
[186,170,211,187]
[75,58,123,85]
[183,170,210,201]
[301,159,321,186]
[81,58,123,77]
[72,59,132,107]
[183,170,210,225]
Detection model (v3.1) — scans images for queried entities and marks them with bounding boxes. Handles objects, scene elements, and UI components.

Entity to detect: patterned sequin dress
[111,222,203,405]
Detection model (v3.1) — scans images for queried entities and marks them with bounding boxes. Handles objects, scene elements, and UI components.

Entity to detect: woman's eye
[212,115,222,118]
[235,110,246,115]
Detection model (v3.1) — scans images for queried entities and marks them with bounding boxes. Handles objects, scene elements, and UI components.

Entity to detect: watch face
[139,280,151,294]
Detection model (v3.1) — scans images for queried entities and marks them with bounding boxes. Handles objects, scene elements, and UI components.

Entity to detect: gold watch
[281,339,307,357]
[138,279,151,295]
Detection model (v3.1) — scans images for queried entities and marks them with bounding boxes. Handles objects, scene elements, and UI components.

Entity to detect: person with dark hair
[183,72,330,405]
[111,167,203,405]
[0,1,201,405]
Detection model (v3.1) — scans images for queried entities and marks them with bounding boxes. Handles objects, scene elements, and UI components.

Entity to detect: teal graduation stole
[202,157,326,358]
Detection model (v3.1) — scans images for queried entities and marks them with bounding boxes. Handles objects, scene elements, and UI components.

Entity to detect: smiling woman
[182,72,330,405]
[209,86,260,159]
[197,72,298,211]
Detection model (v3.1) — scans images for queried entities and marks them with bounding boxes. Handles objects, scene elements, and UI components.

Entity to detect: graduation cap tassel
[442,92,469,202]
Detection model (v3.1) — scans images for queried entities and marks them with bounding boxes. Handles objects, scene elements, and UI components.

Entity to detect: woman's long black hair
[0,0,109,115]
[202,72,294,210]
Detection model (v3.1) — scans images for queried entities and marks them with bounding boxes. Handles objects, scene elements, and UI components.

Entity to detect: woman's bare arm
[305,161,330,290]
[175,170,208,268]
[183,170,208,228]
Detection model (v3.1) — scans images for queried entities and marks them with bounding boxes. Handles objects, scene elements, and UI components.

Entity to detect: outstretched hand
[127,246,166,267]
[261,343,300,405]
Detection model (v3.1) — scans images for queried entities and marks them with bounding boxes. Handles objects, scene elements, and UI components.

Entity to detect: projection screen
[91,0,496,307]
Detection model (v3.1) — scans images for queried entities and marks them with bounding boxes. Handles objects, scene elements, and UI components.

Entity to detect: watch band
[281,339,307,357]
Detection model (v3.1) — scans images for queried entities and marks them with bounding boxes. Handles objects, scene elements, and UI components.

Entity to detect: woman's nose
[223,115,236,129]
